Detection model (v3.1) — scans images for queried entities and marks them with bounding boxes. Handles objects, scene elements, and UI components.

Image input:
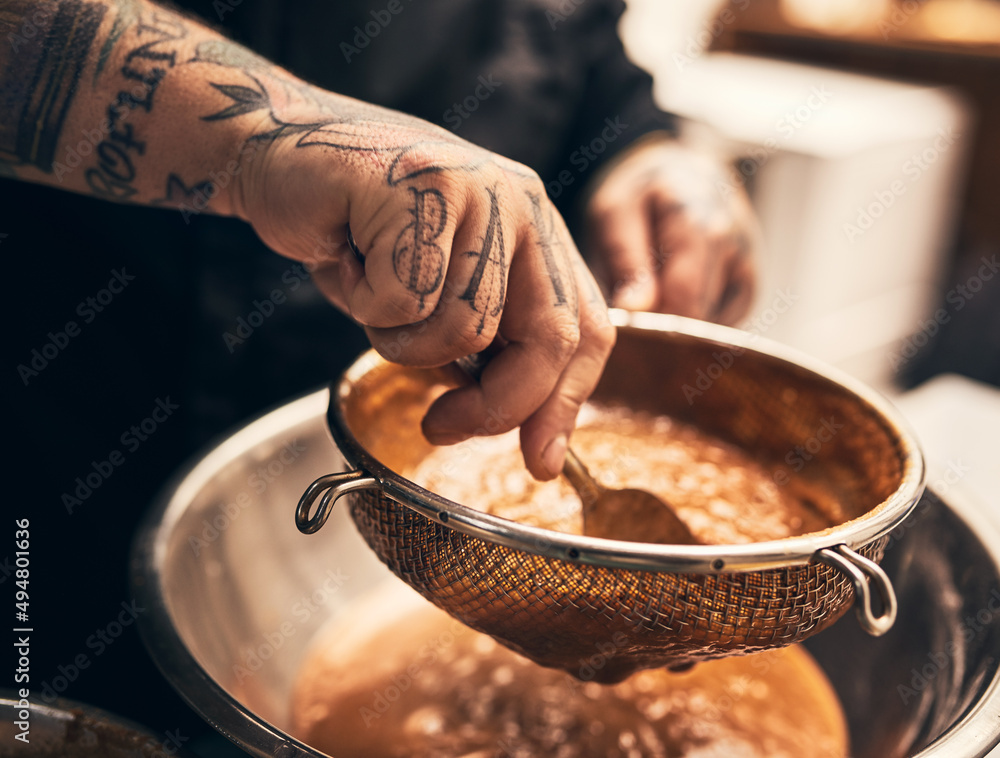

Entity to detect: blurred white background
[620,0,970,392]
[617,1,997,522]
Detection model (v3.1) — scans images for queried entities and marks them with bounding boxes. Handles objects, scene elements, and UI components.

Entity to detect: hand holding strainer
[296,313,923,682]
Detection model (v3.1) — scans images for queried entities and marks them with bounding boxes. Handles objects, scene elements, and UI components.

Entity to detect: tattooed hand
[584,138,757,326]
[232,91,615,480]
[0,0,613,480]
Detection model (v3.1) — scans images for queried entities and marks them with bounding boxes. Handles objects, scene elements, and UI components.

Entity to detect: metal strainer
[296,312,924,682]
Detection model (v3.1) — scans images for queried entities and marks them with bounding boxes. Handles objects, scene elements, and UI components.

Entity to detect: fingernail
[541,435,568,478]
[423,429,471,446]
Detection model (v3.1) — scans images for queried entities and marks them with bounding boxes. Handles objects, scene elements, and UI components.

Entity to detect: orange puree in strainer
[410,403,836,544]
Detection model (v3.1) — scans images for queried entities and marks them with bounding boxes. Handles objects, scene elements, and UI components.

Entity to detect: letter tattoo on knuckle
[526,191,577,314]
[392,186,448,311]
[459,185,506,335]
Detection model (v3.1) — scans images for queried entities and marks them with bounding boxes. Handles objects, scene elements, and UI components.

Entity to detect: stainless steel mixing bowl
[131,345,1000,758]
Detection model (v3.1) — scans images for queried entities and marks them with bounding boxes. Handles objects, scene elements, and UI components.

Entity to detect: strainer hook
[815,544,897,636]
[296,469,378,534]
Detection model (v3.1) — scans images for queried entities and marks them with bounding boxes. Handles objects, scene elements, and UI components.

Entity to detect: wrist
[222,112,281,225]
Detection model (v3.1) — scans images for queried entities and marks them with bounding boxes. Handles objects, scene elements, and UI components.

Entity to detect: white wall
[617,4,970,391]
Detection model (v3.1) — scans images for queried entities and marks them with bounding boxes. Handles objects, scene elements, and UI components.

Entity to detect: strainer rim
[330,310,925,574]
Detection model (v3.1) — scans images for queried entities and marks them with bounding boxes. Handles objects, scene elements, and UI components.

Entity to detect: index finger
[422,194,614,480]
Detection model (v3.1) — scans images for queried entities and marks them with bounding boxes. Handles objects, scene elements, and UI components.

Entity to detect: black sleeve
[544,0,677,230]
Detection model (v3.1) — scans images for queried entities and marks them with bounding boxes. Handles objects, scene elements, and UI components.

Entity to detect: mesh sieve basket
[296,311,924,682]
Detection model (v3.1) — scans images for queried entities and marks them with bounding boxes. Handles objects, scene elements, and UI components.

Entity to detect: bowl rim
[130,386,1000,758]
[327,310,926,573]
[130,389,331,758]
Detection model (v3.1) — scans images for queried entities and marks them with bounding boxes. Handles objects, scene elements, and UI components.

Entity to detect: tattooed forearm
[204,76,271,121]
[189,39,338,115]
[84,9,188,198]
[0,0,106,171]
[0,0,549,272]
[93,0,138,82]
[0,0,270,214]
[150,172,213,207]
[190,39,269,71]
[460,186,506,334]
[392,187,447,310]
[196,59,533,190]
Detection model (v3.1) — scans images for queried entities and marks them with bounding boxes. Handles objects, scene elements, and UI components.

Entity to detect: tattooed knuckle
[456,184,507,336]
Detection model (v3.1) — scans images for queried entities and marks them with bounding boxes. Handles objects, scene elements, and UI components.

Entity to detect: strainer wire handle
[296,469,378,534]
[815,544,897,636]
